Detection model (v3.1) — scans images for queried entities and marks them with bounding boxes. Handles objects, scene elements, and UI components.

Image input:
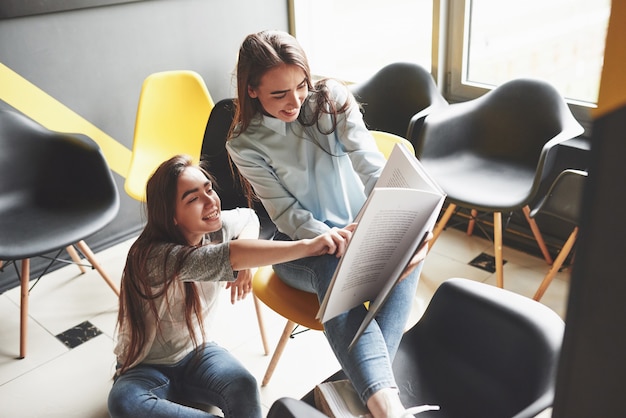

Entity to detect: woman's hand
[398,231,433,281]
[225,268,254,304]
[308,223,357,257]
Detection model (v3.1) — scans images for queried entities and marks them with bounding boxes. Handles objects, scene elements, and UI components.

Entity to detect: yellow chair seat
[252,265,323,331]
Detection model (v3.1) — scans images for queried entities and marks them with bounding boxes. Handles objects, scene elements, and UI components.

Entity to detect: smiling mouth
[203,211,220,221]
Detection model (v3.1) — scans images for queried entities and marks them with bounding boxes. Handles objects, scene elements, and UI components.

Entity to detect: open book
[316,143,446,350]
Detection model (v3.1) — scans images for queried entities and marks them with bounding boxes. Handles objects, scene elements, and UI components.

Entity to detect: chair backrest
[530,168,587,225]
[0,108,119,258]
[394,278,564,418]
[415,78,584,168]
[200,98,276,239]
[349,62,447,140]
[124,70,215,201]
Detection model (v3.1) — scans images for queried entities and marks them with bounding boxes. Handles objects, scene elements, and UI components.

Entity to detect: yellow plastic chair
[125,70,215,201]
[253,130,416,386]
[370,130,415,157]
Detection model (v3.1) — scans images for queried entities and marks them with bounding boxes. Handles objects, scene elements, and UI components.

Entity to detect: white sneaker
[314,380,372,418]
[376,387,440,418]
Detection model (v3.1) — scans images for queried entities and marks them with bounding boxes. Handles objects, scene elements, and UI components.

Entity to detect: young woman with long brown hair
[226,31,431,418]
[107,154,354,418]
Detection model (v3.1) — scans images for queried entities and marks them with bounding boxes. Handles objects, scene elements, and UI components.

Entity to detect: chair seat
[300,278,564,418]
[0,203,117,259]
[423,155,536,211]
[252,266,324,331]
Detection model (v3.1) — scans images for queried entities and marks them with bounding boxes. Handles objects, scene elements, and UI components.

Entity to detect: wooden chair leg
[494,212,504,289]
[20,258,30,359]
[466,209,478,236]
[262,320,297,386]
[430,203,457,251]
[75,240,119,296]
[534,227,578,301]
[523,206,554,265]
[253,295,271,355]
[65,245,87,274]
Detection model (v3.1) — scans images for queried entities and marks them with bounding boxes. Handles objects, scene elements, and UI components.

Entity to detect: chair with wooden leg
[0,108,120,358]
[269,277,565,418]
[413,78,584,288]
[251,130,415,386]
[529,169,587,301]
[251,266,325,386]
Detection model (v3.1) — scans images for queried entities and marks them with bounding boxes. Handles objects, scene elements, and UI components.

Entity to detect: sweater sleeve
[144,209,259,283]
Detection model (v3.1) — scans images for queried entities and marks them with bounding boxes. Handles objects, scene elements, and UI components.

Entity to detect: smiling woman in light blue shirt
[227,78,387,240]
[227,30,429,418]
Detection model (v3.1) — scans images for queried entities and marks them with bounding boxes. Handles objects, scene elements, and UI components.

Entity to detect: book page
[375,143,444,194]
[317,187,444,322]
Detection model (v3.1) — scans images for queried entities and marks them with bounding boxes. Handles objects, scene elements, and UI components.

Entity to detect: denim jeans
[107,342,261,418]
[272,232,421,405]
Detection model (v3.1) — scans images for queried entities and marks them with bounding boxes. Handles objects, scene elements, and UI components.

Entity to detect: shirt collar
[262,114,288,136]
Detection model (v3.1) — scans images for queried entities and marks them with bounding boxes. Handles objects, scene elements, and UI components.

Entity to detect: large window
[290,0,611,130]
[450,0,611,106]
[290,0,433,83]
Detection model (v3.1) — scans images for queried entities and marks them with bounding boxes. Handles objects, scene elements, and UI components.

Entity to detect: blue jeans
[273,232,421,405]
[107,342,261,418]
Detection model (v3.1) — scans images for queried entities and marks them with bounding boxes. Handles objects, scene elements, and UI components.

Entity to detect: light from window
[291,0,433,83]
[464,0,611,105]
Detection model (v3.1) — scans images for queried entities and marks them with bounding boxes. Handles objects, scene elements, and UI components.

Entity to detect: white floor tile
[0,334,116,418]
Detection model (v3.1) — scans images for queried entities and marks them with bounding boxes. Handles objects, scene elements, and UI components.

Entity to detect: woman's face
[248,63,308,123]
[173,166,222,245]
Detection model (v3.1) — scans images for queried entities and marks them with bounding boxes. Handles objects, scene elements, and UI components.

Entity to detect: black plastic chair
[349,62,447,140]
[0,108,120,358]
[269,278,565,418]
[200,98,276,240]
[530,169,587,301]
[414,78,584,288]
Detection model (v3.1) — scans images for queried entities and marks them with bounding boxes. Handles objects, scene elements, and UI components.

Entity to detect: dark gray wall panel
[0,0,287,292]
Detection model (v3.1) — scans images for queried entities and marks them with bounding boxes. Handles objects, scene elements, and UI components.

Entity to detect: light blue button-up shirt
[226,80,387,240]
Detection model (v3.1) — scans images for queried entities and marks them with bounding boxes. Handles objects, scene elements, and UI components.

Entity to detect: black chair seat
[293,278,564,418]
[0,204,117,259]
[423,155,537,211]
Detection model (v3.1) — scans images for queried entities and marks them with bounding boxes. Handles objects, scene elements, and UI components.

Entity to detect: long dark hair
[116,155,216,376]
[229,30,352,205]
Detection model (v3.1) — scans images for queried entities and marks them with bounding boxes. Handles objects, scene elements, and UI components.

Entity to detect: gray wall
[0,0,288,291]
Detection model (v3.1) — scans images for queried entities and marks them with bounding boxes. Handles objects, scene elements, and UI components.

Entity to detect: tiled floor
[0,227,569,417]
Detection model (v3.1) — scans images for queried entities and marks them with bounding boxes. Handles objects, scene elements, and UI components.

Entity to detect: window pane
[466,0,611,105]
[292,0,432,83]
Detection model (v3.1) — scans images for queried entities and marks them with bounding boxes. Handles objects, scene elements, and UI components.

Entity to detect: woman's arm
[328,81,387,196]
[223,208,260,303]
[228,224,356,271]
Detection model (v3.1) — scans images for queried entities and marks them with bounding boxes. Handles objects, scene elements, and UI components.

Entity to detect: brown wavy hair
[115,155,216,376]
[229,30,352,206]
